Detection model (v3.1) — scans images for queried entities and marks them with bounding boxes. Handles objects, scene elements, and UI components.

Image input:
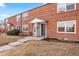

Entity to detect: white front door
[33,23,41,37]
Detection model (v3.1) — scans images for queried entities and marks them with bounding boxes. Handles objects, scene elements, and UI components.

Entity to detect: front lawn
[0,40,79,56]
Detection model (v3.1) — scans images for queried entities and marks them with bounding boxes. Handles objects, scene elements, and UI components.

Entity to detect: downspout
[20,13,22,33]
[4,19,6,32]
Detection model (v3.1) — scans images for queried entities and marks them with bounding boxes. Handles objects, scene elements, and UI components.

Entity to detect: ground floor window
[66,21,75,32]
[57,21,65,32]
[57,20,76,34]
[17,26,20,30]
[22,25,28,32]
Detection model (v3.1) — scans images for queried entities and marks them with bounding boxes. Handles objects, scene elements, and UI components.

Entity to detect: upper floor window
[16,15,21,21]
[57,3,76,13]
[57,3,65,13]
[22,12,28,20]
[66,3,76,11]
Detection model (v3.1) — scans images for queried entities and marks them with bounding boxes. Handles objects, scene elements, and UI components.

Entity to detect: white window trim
[16,25,20,30]
[57,21,65,33]
[22,12,28,17]
[22,12,28,20]
[66,20,76,34]
[16,15,21,21]
[22,25,28,32]
[57,20,76,34]
[57,3,66,13]
[57,3,76,13]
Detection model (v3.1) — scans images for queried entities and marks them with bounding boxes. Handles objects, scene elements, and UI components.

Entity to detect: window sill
[66,32,76,34]
[57,9,76,14]
[66,9,76,12]
[57,32,76,34]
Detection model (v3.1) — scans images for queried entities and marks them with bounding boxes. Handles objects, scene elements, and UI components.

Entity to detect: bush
[7,29,20,35]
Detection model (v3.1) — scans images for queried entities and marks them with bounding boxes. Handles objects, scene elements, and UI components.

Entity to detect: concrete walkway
[0,36,44,52]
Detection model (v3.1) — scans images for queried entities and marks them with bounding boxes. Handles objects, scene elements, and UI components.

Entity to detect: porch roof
[30,18,45,23]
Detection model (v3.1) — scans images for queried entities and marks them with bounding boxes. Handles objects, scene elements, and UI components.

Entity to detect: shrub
[7,29,20,35]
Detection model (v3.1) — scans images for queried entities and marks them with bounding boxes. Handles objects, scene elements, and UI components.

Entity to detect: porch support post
[35,22,37,37]
[45,21,47,38]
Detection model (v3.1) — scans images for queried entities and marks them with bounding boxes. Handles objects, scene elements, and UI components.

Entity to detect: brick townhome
[5,16,16,32]
[5,12,29,35]
[0,21,5,32]
[4,3,79,40]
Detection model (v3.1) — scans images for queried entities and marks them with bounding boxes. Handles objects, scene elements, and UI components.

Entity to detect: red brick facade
[5,16,16,31]
[28,3,79,40]
[4,3,79,40]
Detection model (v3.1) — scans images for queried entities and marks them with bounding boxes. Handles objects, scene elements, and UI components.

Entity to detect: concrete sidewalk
[0,36,44,52]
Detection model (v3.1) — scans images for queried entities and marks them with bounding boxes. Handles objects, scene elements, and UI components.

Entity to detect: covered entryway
[30,18,47,38]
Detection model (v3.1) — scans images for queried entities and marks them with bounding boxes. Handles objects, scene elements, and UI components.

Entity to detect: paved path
[0,36,44,52]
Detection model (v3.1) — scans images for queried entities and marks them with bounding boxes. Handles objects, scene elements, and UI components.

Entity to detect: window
[22,25,28,32]
[22,28,28,32]
[22,17,28,20]
[57,3,76,13]
[57,21,65,32]
[17,26,20,30]
[66,3,75,11]
[57,20,76,34]
[57,3,65,13]
[22,12,28,17]
[66,20,76,32]
[22,12,28,20]
[16,15,21,21]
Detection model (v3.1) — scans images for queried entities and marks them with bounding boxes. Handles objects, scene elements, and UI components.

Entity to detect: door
[37,23,41,36]
[33,23,41,37]
[41,24,45,36]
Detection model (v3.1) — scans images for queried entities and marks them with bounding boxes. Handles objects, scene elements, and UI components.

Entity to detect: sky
[0,3,44,21]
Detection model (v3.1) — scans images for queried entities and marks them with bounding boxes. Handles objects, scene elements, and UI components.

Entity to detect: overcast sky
[0,3,44,21]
